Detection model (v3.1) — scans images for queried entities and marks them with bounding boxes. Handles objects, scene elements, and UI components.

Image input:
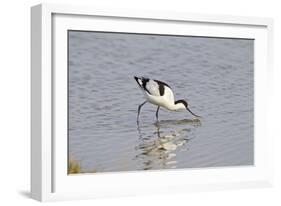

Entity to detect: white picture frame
[31,3,274,202]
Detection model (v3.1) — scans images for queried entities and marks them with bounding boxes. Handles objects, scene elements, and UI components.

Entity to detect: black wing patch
[141,77,151,95]
[134,76,171,96]
[134,76,151,95]
[154,79,171,96]
[134,76,142,88]
[158,84,165,96]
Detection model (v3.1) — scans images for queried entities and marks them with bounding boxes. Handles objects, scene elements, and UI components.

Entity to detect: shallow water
[68,31,254,173]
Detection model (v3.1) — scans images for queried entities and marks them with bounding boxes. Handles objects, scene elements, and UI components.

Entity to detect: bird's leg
[156,106,160,122]
[137,101,147,123]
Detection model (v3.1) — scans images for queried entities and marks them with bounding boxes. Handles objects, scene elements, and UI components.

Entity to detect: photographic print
[67,31,254,174]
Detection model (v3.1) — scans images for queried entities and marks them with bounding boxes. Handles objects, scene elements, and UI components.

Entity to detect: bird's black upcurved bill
[187,107,201,118]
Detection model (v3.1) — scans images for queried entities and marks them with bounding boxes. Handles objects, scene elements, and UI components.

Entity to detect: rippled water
[68,31,254,173]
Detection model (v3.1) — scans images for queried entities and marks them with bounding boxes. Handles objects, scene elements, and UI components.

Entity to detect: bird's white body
[145,86,184,111]
[134,76,200,122]
[135,77,186,111]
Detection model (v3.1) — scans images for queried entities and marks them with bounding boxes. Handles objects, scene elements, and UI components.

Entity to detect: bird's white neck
[166,102,186,111]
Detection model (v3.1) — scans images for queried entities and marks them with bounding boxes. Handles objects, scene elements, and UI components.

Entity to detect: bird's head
[175,99,201,118]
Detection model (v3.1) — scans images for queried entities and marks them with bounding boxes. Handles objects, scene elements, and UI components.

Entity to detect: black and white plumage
[134,76,201,122]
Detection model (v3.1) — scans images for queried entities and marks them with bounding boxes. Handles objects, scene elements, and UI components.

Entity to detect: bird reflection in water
[135,118,201,170]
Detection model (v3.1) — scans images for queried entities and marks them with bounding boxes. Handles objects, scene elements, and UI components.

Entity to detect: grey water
[68,31,254,173]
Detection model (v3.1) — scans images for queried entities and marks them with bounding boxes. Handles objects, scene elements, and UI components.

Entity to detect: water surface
[68,31,254,173]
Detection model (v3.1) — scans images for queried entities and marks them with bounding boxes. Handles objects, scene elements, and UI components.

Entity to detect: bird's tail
[134,76,143,88]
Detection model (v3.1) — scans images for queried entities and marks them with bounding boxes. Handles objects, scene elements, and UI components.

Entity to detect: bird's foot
[155,120,160,126]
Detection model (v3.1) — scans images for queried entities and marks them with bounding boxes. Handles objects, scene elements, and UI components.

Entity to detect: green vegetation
[68,158,81,174]
[68,157,98,174]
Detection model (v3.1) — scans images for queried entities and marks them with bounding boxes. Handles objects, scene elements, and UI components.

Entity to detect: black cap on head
[175,99,201,118]
[175,99,188,108]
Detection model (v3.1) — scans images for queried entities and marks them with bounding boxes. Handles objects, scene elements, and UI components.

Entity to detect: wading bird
[134,76,201,123]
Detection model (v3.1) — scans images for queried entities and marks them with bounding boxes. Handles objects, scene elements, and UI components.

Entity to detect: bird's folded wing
[145,80,161,96]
